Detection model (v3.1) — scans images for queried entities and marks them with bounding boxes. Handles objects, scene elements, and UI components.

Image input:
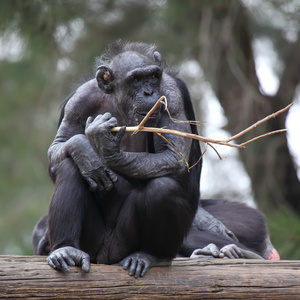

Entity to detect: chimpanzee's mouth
[136,111,160,120]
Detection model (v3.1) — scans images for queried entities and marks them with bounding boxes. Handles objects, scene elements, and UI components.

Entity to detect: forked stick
[111,96,291,150]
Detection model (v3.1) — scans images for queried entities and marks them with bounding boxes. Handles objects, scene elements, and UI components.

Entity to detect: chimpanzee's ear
[96,65,115,94]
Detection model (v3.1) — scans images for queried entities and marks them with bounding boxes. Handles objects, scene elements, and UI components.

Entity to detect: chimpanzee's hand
[80,162,118,192]
[85,113,126,163]
[219,244,244,259]
[120,251,171,278]
[191,243,263,260]
[190,243,220,258]
[66,134,118,191]
[219,244,264,259]
[47,246,90,272]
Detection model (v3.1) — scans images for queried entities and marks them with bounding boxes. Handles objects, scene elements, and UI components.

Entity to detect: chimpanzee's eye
[152,74,156,79]
[134,77,139,82]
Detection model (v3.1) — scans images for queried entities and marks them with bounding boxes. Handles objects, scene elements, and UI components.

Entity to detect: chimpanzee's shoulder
[59,79,105,126]
[161,73,186,114]
[67,79,103,109]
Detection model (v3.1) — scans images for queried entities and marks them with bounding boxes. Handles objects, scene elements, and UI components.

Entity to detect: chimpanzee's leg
[118,177,195,277]
[46,158,105,271]
[139,177,194,257]
[32,215,49,255]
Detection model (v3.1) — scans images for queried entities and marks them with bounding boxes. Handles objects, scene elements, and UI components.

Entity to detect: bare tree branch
[112,97,292,153]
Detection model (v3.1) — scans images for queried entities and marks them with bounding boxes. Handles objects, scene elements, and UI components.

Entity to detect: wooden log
[1,255,300,299]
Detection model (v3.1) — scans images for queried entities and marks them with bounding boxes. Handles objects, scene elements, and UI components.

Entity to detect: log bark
[1,255,300,299]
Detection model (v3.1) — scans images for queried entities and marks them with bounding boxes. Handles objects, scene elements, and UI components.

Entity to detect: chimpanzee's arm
[48,83,118,191]
[85,111,192,178]
[84,112,240,242]
[193,206,238,242]
[85,78,192,178]
[49,132,117,191]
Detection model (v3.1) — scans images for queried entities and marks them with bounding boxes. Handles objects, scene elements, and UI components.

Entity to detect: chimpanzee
[33,41,203,277]
[180,200,280,260]
[32,41,278,278]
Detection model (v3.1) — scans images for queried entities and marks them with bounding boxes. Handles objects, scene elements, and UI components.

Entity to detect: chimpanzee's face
[97,51,163,126]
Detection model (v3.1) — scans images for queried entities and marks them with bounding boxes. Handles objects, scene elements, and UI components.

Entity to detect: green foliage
[0,59,55,255]
[267,207,300,260]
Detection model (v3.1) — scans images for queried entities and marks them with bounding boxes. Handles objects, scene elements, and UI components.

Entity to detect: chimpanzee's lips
[136,111,160,119]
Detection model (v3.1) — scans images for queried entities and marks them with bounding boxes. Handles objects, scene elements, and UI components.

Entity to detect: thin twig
[137,96,166,130]
[225,103,293,143]
[240,129,288,147]
[112,125,245,148]
[206,142,223,160]
[156,132,189,168]
[189,142,208,170]
[111,97,292,165]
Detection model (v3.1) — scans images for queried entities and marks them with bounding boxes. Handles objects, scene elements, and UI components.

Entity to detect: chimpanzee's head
[96,41,164,126]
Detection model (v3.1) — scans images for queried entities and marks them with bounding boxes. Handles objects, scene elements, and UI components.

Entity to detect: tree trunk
[197,1,300,212]
[1,255,300,299]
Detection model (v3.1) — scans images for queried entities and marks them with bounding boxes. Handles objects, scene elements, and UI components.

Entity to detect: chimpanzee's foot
[120,251,171,278]
[47,246,90,272]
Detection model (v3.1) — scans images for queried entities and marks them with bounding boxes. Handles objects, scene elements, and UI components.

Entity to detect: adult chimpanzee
[33,41,204,277]
[33,41,278,278]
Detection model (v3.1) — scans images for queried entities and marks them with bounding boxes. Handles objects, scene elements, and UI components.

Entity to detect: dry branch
[111,97,292,164]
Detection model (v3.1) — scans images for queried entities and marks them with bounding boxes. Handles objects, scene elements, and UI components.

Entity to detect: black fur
[33,41,201,275]
[180,200,268,257]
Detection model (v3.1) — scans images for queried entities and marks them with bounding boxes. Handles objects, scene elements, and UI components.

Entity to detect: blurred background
[1,0,300,259]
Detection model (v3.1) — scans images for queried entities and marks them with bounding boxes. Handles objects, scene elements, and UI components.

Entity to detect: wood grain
[1,255,300,299]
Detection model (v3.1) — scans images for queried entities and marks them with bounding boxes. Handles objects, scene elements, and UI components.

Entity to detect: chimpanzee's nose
[144,90,153,96]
